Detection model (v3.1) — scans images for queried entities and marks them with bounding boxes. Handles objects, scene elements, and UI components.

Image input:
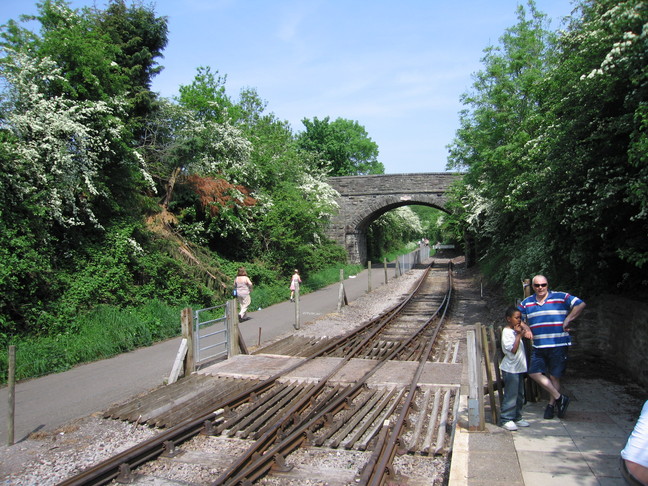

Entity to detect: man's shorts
[529,346,569,377]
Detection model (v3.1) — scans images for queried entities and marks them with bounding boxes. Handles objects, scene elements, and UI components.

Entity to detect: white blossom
[1,51,126,228]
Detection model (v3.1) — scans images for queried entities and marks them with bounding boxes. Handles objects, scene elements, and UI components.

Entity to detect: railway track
[59,261,463,486]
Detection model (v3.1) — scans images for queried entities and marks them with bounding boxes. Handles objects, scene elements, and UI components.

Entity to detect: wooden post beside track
[294,281,300,330]
[367,261,372,293]
[226,300,241,357]
[337,269,347,312]
[480,324,498,424]
[7,345,15,446]
[383,258,388,284]
[181,308,195,378]
[467,329,485,430]
[168,339,187,385]
[489,326,504,406]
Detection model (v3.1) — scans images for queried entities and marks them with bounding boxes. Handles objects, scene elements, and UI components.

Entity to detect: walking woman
[234,267,253,321]
[289,269,301,302]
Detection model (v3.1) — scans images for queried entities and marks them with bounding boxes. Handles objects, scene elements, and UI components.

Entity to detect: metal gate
[194,303,230,365]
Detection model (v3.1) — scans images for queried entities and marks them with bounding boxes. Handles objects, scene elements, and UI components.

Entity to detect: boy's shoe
[556,394,570,418]
[515,420,530,427]
[544,404,555,419]
[502,421,518,431]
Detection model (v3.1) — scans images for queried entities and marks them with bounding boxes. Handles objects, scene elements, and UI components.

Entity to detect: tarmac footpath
[0,262,400,446]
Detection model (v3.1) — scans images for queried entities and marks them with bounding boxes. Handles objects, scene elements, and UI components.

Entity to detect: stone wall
[571,295,648,389]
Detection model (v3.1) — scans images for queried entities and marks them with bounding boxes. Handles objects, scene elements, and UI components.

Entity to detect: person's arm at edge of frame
[625,459,648,485]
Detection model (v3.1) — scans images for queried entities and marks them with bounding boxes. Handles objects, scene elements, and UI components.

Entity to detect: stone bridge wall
[327,173,460,264]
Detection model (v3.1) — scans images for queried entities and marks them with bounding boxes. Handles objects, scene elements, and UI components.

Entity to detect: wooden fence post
[168,339,188,385]
[467,329,485,430]
[367,261,372,293]
[227,299,241,357]
[293,281,300,330]
[181,307,195,377]
[7,345,15,446]
[481,325,498,424]
[489,326,504,406]
[337,269,347,312]
[383,258,388,285]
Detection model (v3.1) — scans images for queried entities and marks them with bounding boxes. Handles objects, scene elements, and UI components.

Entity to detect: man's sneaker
[515,420,530,427]
[556,394,570,418]
[544,404,555,419]
[502,421,518,431]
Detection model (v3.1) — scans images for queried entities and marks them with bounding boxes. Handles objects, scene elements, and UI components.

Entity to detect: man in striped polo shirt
[519,275,586,419]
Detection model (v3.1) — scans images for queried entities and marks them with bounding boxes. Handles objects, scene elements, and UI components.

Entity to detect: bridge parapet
[328,172,459,196]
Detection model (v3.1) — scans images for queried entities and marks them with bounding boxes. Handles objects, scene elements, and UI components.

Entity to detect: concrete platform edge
[448,393,469,486]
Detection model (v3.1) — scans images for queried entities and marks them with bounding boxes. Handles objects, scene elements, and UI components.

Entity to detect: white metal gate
[194,304,229,365]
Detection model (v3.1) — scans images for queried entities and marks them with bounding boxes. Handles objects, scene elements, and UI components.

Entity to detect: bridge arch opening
[345,200,451,265]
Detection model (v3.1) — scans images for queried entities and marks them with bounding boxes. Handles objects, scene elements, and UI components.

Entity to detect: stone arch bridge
[326,172,461,264]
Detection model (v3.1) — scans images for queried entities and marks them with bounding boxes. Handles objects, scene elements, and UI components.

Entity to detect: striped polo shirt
[518,291,584,348]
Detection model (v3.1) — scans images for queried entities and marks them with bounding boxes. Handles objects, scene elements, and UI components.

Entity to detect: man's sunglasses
[533,283,548,288]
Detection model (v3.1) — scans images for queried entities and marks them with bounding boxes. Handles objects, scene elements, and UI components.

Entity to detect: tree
[228,87,307,192]
[530,0,648,288]
[1,0,167,216]
[95,0,169,140]
[0,0,166,334]
[0,51,131,333]
[177,66,232,123]
[366,207,424,261]
[298,116,384,175]
[446,0,648,297]
[141,98,252,210]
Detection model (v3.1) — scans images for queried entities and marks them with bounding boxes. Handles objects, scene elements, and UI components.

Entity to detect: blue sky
[2,1,576,174]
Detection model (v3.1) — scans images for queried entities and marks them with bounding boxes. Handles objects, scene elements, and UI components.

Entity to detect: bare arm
[519,321,533,340]
[564,302,586,331]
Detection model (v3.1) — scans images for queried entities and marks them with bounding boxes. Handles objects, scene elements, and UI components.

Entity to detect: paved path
[450,383,641,486]
[0,262,400,445]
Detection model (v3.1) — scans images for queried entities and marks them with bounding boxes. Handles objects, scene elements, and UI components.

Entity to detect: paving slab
[517,450,592,476]
[582,452,626,479]
[522,470,602,486]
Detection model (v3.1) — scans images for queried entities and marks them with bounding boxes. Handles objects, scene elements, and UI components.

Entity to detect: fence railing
[396,243,431,275]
